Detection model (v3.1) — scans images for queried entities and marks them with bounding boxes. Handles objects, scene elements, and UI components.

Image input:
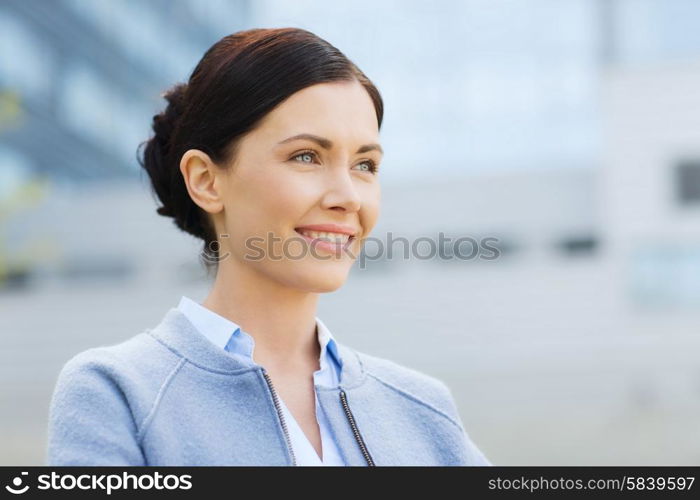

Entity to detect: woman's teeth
[297,230,350,244]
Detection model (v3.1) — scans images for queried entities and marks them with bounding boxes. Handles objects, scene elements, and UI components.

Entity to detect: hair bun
[152,82,188,155]
[155,205,174,217]
[138,83,188,223]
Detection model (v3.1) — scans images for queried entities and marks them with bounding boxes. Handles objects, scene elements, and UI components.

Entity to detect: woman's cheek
[270,175,319,213]
[360,186,381,228]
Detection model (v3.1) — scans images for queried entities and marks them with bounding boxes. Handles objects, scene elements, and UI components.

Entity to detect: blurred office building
[0,0,251,284]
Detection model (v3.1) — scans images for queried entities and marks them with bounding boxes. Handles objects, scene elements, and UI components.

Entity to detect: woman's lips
[294,229,355,255]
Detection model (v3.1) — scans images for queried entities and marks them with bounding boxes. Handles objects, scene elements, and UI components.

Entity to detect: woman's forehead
[254,83,379,135]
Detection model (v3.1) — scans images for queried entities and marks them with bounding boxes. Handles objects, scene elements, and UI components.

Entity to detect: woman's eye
[353,160,378,174]
[291,151,317,163]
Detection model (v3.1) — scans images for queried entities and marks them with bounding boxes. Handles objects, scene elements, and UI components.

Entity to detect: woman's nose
[321,170,362,213]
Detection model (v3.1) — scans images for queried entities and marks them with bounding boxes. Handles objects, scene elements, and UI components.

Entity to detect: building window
[555,235,599,256]
[630,246,700,308]
[675,160,700,205]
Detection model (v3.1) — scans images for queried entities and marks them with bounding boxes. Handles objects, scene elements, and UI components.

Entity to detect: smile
[295,229,354,245]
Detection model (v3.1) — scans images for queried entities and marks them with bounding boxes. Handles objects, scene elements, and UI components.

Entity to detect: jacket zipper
[261,367,298,466]
[339,388,376,466]
[262,367,375,466]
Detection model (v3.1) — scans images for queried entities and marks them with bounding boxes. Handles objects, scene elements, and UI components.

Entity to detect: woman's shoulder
[354,348,450,391]
[348,346,462,424]
[47,329,182,465]
[50,328,184,422]
[56,328,179,384]
[348,346,493,466]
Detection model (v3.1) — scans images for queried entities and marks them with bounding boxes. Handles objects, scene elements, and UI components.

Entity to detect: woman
[46,27,492,466]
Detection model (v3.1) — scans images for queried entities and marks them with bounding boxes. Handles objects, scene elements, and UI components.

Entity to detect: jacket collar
[147,307,366,390]
[176,295,342,380]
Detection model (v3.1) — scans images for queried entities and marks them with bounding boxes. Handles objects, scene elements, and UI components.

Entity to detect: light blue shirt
[177,295,346,466]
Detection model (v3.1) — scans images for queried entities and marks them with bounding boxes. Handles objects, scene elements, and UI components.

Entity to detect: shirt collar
[177,295,342,374]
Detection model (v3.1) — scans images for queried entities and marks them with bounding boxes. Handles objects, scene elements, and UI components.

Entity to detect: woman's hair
[137,27,384,276]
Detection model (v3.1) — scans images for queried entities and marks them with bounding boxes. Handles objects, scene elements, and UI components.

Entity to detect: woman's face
[210,80,382,292]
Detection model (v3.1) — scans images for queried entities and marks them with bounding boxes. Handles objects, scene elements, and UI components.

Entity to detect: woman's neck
[202,262,321,372]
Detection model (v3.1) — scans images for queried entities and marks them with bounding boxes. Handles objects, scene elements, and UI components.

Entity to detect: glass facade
[0,0,250,184]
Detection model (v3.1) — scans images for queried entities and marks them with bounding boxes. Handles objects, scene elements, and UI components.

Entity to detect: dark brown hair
[137,27,384,275]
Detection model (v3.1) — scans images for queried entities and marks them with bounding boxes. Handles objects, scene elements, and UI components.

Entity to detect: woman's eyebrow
[277,133,383,155]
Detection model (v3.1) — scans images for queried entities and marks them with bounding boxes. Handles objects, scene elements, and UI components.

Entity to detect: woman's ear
[179,149,225,215]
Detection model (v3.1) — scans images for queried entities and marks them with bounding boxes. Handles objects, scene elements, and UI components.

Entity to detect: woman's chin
[292,263,352,293]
